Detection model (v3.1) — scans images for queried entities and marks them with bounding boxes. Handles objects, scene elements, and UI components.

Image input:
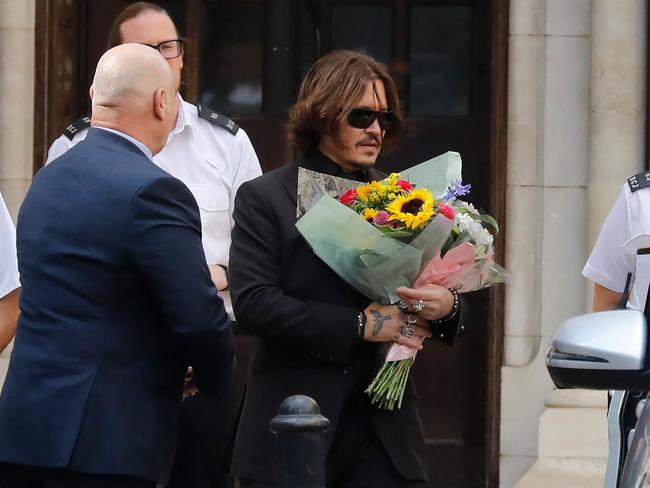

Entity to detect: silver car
[546,309,650,487]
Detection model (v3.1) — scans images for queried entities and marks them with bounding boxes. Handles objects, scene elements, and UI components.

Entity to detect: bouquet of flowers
[295,152,507,410]
[364,179,505,410]
[337,172,456,240]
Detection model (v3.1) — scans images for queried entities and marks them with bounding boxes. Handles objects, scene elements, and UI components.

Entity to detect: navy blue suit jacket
[0,129,235,484]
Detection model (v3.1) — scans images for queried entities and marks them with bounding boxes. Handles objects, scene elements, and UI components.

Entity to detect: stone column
[504,0,648,486]
[586,0,647,302]
[0,0,35,382]
[501,0,594,485]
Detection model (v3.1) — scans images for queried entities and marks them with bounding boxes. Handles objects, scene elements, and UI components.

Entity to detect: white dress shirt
[583,180,650,310]
[0,192,20,298]
[95,126,154,160]
[46,95,263,267]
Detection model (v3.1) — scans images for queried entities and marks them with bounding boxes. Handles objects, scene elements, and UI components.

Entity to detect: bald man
[0,44,235,488]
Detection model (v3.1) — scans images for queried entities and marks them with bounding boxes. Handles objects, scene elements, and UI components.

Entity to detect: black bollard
[269,395,330,488]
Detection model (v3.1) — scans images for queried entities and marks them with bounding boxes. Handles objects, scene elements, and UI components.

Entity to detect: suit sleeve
[229,179,360,364]
[129,176,235,394]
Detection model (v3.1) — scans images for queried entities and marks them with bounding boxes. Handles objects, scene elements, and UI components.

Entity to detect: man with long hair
[229,50,463,487]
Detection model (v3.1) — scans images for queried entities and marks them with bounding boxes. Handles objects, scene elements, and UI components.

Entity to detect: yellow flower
[368,181,384,193]
[356,184,372,202]
[386,188,435,230]
[386,173,401,186]
[362,208,378,221]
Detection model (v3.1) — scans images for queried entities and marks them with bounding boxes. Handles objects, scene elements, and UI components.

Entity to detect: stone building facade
[0,0,647,486]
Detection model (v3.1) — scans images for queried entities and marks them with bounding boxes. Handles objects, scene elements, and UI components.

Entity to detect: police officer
[584,171,650,311]
[47,3,261,297]
[45,3,262,488]
[583,170,650,487]
[0,192,20,354]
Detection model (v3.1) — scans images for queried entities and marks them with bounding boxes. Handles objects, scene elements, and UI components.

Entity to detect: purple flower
[373,211,390,226]
[441,179,471,202]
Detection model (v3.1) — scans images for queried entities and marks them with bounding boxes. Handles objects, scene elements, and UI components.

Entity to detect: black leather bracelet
[431,288,459,324]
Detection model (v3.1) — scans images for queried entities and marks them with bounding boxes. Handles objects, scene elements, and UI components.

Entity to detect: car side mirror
[546,309,650,390]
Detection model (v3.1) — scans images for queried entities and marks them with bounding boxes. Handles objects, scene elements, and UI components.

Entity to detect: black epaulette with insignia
[63,115,91,140]
[628,171,650,192]
[197,105,239,135]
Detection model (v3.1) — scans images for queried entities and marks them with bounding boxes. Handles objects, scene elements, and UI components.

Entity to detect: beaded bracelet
[357,311,367,338]
[431,288,459,324]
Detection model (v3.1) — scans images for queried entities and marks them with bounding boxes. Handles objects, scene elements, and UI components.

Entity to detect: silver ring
[401,324,415,337]
[398,300,409,311]
[406,314,417,325]
[413,300,424,313]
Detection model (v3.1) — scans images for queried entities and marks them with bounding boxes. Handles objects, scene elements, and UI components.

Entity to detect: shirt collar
[167,94,192,142]
[94,126,153,160]
[299,150,370,182]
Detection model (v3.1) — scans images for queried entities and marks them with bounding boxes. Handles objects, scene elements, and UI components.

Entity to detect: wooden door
[34,1,507,485]
[190,2,499,485]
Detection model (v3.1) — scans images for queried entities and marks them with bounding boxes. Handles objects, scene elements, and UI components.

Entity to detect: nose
[366,117,382,135]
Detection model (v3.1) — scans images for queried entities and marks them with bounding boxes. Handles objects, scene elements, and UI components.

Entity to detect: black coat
[229,151,437,483]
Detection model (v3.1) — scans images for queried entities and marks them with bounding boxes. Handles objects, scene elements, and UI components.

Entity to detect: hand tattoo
[370,310,391,336]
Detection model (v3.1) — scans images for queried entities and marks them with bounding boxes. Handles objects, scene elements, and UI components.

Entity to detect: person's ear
[89,85,94,101]
[153,88,166,121]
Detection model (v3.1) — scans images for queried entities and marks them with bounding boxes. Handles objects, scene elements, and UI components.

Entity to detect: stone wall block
[0,0,35,30]
[501,356,556,458]
[505,185,542,341]
[510,0,545,36]
[540,187,587,338]
[538,408,608,458]
[545,0,591,36]
[0,28,35,181]
[543,36,589,187]
[508,35,543,187]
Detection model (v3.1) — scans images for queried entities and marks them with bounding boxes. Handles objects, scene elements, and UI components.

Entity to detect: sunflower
[362,208,379,222]
[386,188,435,230]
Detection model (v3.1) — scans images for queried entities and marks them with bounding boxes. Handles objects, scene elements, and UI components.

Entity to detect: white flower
[456,213,493,247]
[455,212,473,231]
[474,226,494,247]
[453,200,479,215]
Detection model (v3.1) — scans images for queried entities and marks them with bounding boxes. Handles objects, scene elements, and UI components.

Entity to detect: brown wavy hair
[288,50,403,156]
[106,2,175,49]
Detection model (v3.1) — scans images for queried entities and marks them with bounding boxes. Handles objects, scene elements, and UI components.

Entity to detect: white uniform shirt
[0,192,20,298]
[46,95,262,266]
[583,179,650,310]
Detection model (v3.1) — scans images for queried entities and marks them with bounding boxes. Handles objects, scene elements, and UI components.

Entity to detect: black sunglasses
[347,108,396,131]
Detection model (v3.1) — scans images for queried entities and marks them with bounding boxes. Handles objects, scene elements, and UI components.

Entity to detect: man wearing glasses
[45,3,262,488]
[228,50,463,487]
[47,2,261,295]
